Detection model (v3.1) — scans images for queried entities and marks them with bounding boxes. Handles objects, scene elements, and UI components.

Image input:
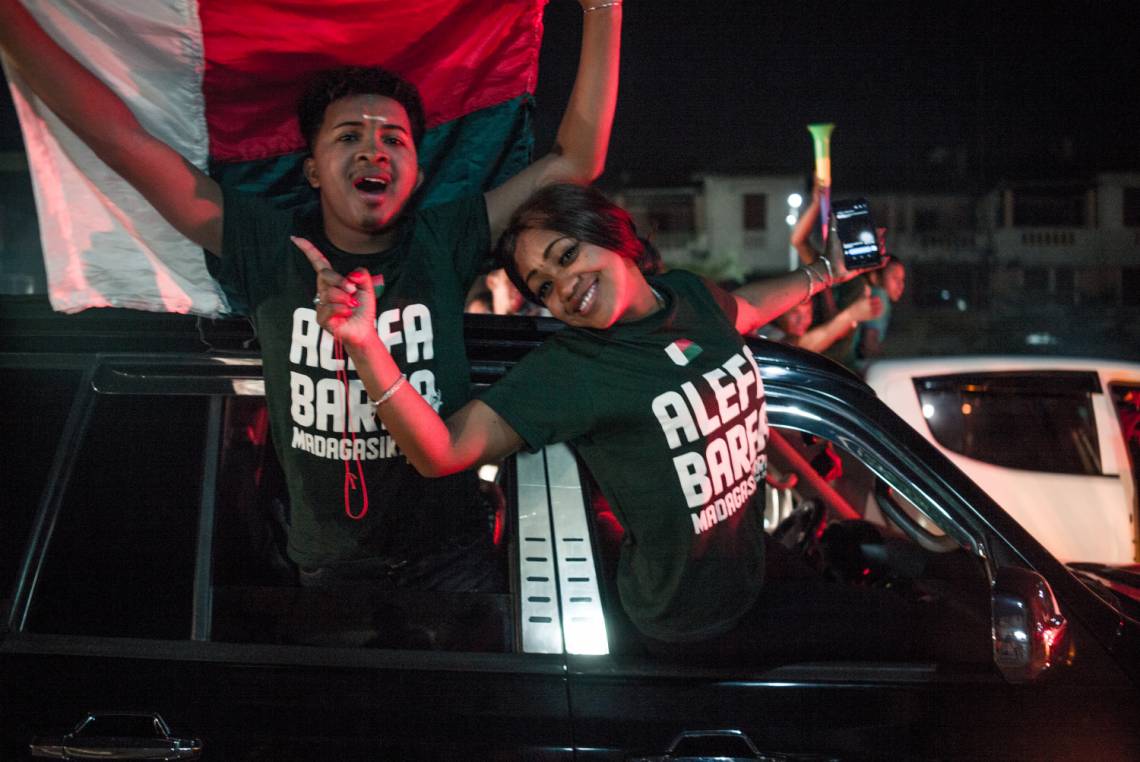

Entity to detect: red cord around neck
[334,338,368,519]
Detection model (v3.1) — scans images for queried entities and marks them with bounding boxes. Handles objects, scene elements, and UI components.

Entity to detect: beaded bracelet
[584,0,621,12]
[371,375,406,410]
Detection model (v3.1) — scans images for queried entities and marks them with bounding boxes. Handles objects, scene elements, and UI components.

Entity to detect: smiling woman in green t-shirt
[293,183,867,647]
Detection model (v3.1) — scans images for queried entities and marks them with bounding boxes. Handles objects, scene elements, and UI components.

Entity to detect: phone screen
[833,198,881,270]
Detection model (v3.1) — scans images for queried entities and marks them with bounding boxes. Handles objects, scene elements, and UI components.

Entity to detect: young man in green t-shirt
[0,0,623,588]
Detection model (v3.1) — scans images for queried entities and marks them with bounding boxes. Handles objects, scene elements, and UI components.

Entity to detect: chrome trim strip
[516,449,563,654]
[544,444,609,655]
[191,396,222,641]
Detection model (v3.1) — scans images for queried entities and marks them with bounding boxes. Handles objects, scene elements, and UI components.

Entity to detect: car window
[583,422,992,666]
[14,362,518,654]
[913,371,1103,475]
[0,367,82,621]
[207,395,515,653]
[25,393,204,638]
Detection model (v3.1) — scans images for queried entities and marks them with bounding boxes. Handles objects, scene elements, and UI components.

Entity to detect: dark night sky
[3,1,1138,192]
[534,0,1140,190]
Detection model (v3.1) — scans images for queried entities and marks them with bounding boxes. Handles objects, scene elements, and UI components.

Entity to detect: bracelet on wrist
[583,0,621,12]
[816,256,835,285]
[799,266,816,305]
[371,375,407,410]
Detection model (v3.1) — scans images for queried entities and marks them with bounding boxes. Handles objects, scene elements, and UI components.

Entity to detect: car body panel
[1,303,1138,759]
[865,356,1140,564]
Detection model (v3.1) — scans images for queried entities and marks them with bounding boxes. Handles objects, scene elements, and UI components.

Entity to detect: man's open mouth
[354,176,390,194]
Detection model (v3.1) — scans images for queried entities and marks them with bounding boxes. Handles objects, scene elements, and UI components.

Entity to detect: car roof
[865,355,1140,388]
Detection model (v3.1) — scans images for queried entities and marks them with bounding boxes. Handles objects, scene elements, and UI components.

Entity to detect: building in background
[609,172,1140,314]
[4,154,1139,334]
[980,173,1140,309]
[612,173,803,284]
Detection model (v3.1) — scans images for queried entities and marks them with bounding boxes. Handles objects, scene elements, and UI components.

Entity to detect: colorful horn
[807,123,834,243]
[807,123,834,187]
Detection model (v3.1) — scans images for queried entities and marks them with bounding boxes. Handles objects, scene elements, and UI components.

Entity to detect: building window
[1013,188,1085,227]
[1024,267,1049,292]
[1123,268,1140,306]
[742,193,766,231]
[1124,188,1140,227]
[645,194,695,234]
[910,262,988,309]
[913,208,939,232]
[1054,266,1074,304]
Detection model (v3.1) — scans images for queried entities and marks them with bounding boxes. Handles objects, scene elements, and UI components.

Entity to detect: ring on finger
[312,295,322,307]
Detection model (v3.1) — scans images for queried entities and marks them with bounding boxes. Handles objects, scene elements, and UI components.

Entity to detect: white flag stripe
[5,0,227,315]
[665,343,689,366]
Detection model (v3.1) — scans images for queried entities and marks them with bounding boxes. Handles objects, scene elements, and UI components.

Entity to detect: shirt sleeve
[698,275,740,325]
[214,186,297,310]
[478,337,597,453]
[661,270,738,328]
[417,195,492,292]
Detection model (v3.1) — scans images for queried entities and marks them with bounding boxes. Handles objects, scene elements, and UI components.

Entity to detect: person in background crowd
[742,179,882,353]
[754,284,881,352]
[466,267,548,317]
[851,255,906,366]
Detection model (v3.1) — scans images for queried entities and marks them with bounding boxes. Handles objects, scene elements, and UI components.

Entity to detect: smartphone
[831,197,881,270]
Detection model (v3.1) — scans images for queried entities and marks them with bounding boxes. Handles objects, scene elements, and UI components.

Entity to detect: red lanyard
[334,338,369,519]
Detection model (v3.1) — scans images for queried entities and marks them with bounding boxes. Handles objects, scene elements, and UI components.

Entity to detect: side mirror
[992,566,1071,683]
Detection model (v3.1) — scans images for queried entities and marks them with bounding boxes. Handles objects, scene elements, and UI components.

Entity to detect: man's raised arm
[484,0,621,239]
[0,0,223,255]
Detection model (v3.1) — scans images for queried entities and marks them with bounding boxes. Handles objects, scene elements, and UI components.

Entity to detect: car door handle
[628,728,789,761]
[29,711,202,761]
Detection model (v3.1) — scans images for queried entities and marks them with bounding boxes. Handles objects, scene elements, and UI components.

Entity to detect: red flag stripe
[200,0,545,163]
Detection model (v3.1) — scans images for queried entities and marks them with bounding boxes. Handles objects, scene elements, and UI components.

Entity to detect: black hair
[296,66,426,153]
[496,184,662,306]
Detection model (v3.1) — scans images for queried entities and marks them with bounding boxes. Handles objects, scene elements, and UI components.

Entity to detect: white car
[865,356,1140,564]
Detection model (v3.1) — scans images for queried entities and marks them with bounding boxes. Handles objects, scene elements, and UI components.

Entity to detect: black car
[2,298,1138,760]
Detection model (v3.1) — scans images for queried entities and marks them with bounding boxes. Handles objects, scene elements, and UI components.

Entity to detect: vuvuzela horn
[807,122,834,243]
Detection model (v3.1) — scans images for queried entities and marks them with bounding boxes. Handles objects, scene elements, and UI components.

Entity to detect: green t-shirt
[480,270,768,642]
[215,188,489,568]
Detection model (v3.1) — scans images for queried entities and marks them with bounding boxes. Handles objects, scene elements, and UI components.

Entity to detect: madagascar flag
[5,0,545,316]
[665,338,702,367]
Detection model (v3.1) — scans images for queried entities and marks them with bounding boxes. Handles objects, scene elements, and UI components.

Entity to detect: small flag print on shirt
[665,339,703,366]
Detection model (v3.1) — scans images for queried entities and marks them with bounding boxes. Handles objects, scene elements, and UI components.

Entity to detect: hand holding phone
[830,197,882,271]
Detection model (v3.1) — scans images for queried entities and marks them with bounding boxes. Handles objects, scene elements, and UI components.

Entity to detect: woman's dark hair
[297,66,426,153]
[496,184,662,306]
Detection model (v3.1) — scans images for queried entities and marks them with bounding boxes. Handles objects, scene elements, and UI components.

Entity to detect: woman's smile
[574,279,599,315]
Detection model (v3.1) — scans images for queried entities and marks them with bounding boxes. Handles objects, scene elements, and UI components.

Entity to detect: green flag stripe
[208,94,536,210]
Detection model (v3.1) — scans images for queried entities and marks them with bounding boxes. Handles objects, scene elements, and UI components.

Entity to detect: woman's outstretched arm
[294,237,523,477]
